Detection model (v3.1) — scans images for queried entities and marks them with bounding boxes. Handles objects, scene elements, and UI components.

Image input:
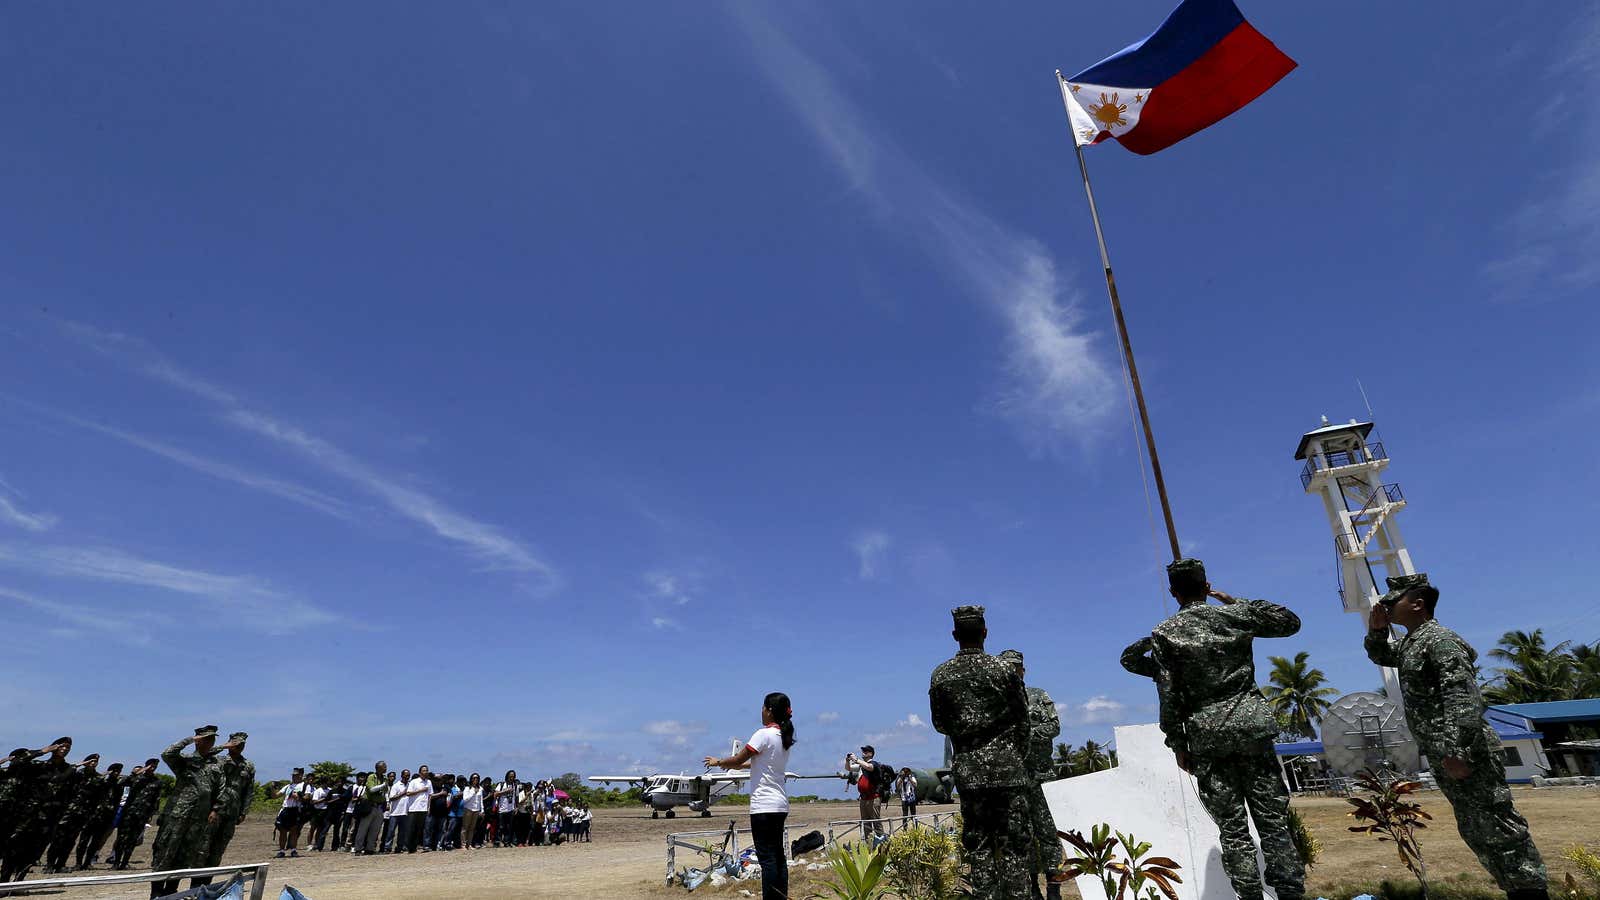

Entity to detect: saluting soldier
[1120,559,1306,900]
[75,761,123,869]
[148,726,227,899]
[929,605,1033,899]
[44,752,101,873]
[0,737,78,884]
[111,760,164,870]
[0,747,38,863]
[1000,649,1067,900]
[1366,573,1549,900]
[203,732,256,872]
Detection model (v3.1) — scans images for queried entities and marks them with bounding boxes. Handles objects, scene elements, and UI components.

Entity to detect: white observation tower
[1295,416,1415,708]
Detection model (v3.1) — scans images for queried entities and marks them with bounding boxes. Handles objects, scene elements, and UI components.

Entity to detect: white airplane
[590,742,835,818]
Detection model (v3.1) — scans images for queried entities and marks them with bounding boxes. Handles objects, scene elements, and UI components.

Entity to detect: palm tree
[1264,652,1338,739]
[1485,629,1576,703]
[1054,742,1077,779]
[1571,643,1600,699]
[1073,739,1111,773]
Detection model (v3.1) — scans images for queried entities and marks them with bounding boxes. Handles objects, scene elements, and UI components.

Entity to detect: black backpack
[791,830,825,857]
[871,762,895,799]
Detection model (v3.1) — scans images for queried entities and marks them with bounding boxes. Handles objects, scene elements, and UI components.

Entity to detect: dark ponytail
[764,691,796,750]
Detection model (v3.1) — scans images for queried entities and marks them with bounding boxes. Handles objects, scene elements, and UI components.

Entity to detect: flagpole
[1055,70,1182,562]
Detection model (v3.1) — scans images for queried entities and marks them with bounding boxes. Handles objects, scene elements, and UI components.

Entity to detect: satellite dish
[1318,691,1420,776]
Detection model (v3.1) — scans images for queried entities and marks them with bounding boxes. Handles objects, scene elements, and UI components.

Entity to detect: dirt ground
[8,788,1595,899]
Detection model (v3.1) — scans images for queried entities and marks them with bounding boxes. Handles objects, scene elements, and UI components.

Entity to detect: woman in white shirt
[460,773,484,850]
[705,691,795,900]
[382,770,408,853]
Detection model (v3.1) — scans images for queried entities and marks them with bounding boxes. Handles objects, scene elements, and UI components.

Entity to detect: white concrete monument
[1044,724,1281,900]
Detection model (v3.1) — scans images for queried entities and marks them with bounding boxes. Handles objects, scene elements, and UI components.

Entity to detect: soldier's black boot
[1506,889,1549,900]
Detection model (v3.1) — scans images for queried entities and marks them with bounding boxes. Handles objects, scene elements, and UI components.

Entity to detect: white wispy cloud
[0,489,57,532]
[864,712,933,747]
[228,410,554,580]
[643,570,696,605]
[643,720,708,737]
[729,9,1119,450]
[0,585,168,646]
[1056,695,1130,726]
[650,615,681,631]
[47,412,351,520]
[817,711,840,724]
[0,543,337,632]
[55,319,556,585]
[852,530,891,580]
[1487,7,1600,299]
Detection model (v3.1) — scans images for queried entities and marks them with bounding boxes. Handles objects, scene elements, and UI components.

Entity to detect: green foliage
[307,761,353,783]
[1482,629,1597,705]
[1562,843,1600,900]
[808,841,894,900]
[1060,824,1182,900]
[1265,651,1338,739]
[551,772,583,793]
[1286,806,1321,870]
[882,821,963,899]
[155,772,176,807]
[1056,739,1116,778]
[1346,769,1432,895]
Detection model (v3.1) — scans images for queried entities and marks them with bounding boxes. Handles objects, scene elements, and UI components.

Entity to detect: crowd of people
[269,762,593,859]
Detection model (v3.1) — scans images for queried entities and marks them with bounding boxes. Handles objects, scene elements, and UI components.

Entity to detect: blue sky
[2,1,1597,788]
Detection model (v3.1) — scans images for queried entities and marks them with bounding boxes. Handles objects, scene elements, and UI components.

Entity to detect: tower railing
[1300,441,1388,488]
[1334,483,1405,557]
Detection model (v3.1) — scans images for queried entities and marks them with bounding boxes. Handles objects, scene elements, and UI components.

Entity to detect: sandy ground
[7,788,1595,899]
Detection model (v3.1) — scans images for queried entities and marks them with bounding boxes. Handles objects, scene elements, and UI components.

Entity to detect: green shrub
[883,823,963,899]
[1287,806,1320,869]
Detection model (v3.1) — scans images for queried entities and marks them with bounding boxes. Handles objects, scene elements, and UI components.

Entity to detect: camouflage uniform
[74,769,122,869]
[1120,559,1306,900]
[112,771,163,869]
[2,755,78,882]
[929,606,1033,900]
[149,738,223,874]
[0,751,34,861]
[1365,573,1547,894]
[204,743,255,867]
[45,764,101,872]
[1000,649,1066,896]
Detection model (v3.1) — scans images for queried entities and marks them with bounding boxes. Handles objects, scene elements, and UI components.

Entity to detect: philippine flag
[1062,0,1295,155]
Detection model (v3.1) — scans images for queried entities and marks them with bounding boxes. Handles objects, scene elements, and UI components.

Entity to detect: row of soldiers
[928,559,1551,900]
[0,739,164,881]
[0,726,258,900]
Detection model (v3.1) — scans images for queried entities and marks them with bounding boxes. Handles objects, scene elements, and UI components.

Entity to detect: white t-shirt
[407,778,432,814]
[280,782,307,809]
[745,725,790,815]
[386,781,407,817]
[462,785,483,813]
[311,786,329,809]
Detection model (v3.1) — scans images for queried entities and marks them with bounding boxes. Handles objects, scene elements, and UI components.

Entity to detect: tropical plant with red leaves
[1059,823,1182,900]
[1346,768,1433,896]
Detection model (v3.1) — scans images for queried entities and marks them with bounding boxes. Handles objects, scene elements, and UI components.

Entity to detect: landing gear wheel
[665,810,676,819]
[651,811,659,819]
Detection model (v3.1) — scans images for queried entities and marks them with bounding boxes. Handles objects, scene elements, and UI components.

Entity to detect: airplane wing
[588,775,649,785]
[784,771,846,780]
[699,772,749,783]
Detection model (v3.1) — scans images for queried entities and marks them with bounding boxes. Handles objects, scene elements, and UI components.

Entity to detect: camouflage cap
[998,649,1024,663]
[1166,557,1207,593]
[8,747,30,758]
[1379,572,1430,605]
[950,604,986,625]
[228,731,249,742]
[194,725,219,737]
[82,752,100,761]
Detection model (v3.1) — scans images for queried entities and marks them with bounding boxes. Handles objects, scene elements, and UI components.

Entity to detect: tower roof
[1293,418,1373,460]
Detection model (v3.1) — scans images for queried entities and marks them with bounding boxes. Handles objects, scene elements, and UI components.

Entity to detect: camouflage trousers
[1191,746,1305,900]
[1434,747,1547,892]
[958,786,1034,900]
[1024,777,1063,879]
[112,812,153,868]
[204,818,239,868]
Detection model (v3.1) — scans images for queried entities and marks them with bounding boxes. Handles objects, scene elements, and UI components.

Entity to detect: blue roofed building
[1488,699,1600,777]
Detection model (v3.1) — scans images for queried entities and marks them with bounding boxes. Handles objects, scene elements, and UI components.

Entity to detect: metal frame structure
[824,811,959,848]
[0,863,271,899]
[664,820,807,885]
